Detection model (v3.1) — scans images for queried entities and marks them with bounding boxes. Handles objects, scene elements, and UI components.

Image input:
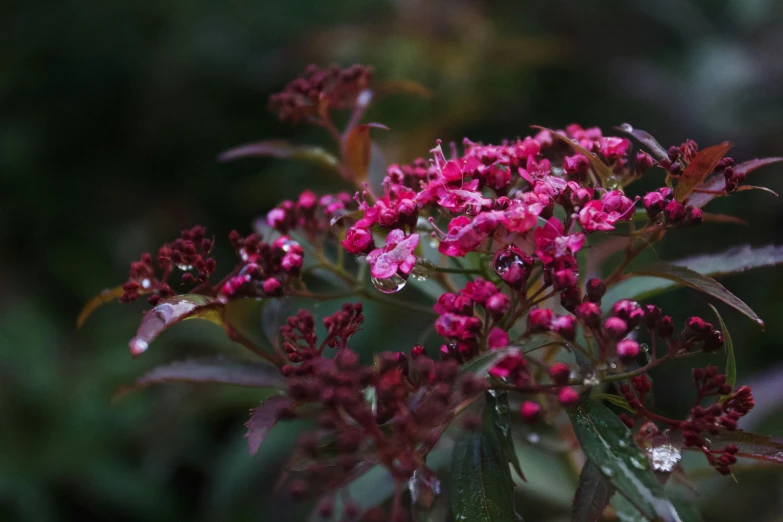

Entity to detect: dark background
[2,1,783,520]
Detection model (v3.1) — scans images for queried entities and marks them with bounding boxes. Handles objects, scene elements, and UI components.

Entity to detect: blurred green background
[2,0,783,520]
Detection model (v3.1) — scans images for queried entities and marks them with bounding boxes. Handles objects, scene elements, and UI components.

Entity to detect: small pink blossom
[601,190,635,222]
[599,137,630,159]
[366,229,419,279]
[578,200,614,232]
[488,327,509,349]
[534,217,585,264]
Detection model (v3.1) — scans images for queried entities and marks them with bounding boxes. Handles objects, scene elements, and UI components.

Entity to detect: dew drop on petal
[648,443,681,472]
[129,337,149,356]
[371,273,406,294]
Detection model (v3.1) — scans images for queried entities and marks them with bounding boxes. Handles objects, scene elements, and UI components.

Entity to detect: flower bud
[553,269,577,291]
[560,286,582,312]
[411,345,426,358]
[643,191,666,218]
[644,305,662,328]
[527,308,554,333]
[617,339,640,358]
[486,293,511,319]
[282,252,303,275]
[604,317,629,339]
[657,315,674,338]
[263,277,283,296]
[558,386,581,407]
[585,278,606,303]
[549,362,571,385]
[341,228,374,254]
[635,150,655,174]
[703,330,724,352]
[552,314,577,341]
[576,302,602,328]
[520,401,542,422]
[665,200,686,223]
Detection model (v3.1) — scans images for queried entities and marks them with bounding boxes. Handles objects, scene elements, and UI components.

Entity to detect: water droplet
[411,258,435,281]
[278,238,300,253]
[240,248,249,261]
[363,386,377,416]
[648,444,681,472]
[600,465,615,477]
[428,238,440,249]
[619,123,634,132]
[141,278,151,289]
[176,264,193,271]
[618,439,629,449]
[640,343,650,353]
[129,337,149,356]
[604,176,622,190]
[371,273,407,294]
[630,456,648,471]
[583,374,600,387]
[526,433,541,444]
[408,468,441,508]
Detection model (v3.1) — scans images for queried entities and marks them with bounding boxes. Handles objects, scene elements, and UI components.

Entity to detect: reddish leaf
[376,79,433,99]
[217,140,339,171]
[532,126,615,183]
[77,285,128,328]
[736,185,779,197]
[677,430,783,464]
[343,123,388,182]
[701,213,748,226]
[246,395,292,455]
[129,294,224,357]
[631,264,763,327]
[689,157,783,207]
[674,142,732,202]
[616,123,669,162]
[114,356,286,399]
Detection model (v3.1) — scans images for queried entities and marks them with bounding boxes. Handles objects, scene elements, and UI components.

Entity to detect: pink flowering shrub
[81,64,783,522]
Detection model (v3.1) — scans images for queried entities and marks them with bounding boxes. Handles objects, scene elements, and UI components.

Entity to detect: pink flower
[366,229,419,279]
[599,137,630,159]
[504,199,543,233]
[435,312,481,340]
[601,190,635,222]
[534,217,585,264]
[578,201,614,232]
[439,212,504,257]
[342,228,374,254]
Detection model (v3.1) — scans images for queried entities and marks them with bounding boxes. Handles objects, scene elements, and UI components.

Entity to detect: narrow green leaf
[666,487,703,522]
[114,356,286,399]
[567,400,679,521]
[674,430,783,464]
[674,142,732,202]
[217,140,340,171]
[452,398,518,522]
[487,390,526,481]
[593,393,636,414]
[572,461,615,522]
[707,304,736,400]
[621,264,762,327]
[603,244,783,310]
[128,294,225,357]
[532,126,615,182]
[611,495,646,522]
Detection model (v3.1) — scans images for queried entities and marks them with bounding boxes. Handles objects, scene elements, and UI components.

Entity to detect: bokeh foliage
[2,0,783,520]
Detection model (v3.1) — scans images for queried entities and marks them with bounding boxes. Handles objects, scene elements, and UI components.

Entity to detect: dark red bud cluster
[122,226,216,305]
[267,190,353,240]
[269,64,373,123]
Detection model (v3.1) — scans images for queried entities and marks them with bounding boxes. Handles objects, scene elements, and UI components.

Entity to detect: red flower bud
[549,362,571,385]
[520,401,542,422]
[585,278,606,303]
[617,339,640,358]
[558,386,581,407]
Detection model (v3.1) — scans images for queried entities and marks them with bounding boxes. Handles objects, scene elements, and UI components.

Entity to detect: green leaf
[572,461,615,522]
[593,393,636,414]
[675,430,783,464]
[707,304,736,400]
[610,263,763,327]
[689,157,783,208]
[611,495,646,522]
[616,124,669,162]
[532,126,615,182]
[452,398,518,522]
[461,340,560,377]
[245,395,292,455]
[487,390,526,481]
[128,294,225,357]
[77,285,131,328]
[567,400,679,521]
[114,356,286,399]
[217,140,340,171]
[666,487,703,522]
[603,244,783,311]
[674,142,732,202]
